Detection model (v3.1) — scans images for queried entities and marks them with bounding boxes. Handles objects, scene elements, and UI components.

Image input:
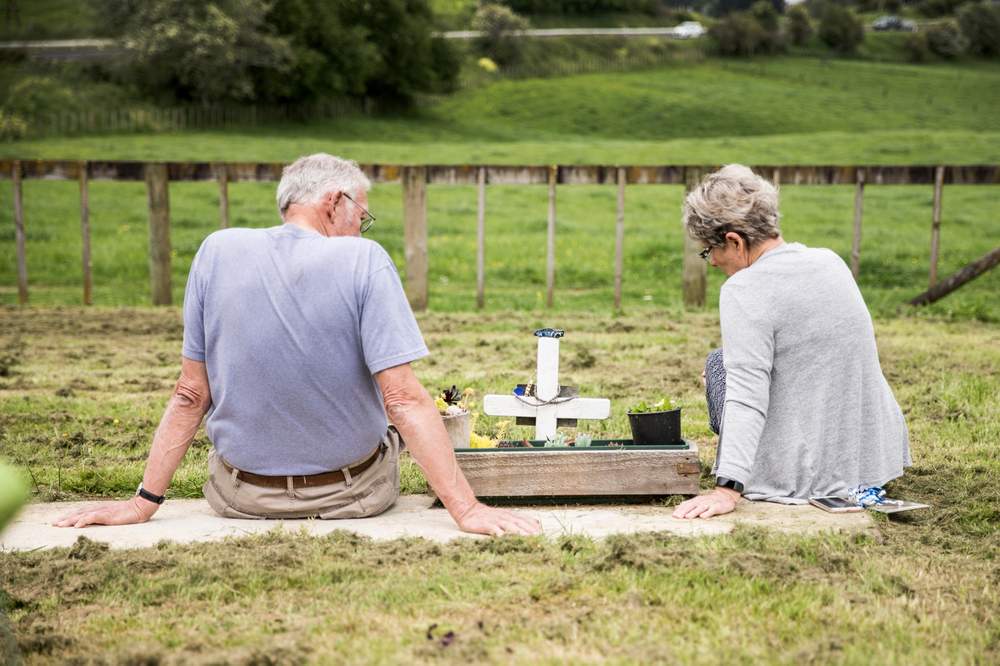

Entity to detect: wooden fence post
[216,164,230,229]
[144,163,172,306]
[929,165,944,288]
[614,167,626,311]
[851,168,865,281]
[682,167,706,308]
[79,161,92,305]
[909,246,1000,306]
[546,165,557,308]
[476,166,486,310]
[402,166,428,311]
[12,160,28,305]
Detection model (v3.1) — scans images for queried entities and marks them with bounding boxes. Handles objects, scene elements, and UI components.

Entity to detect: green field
[0,307,997,663]
[3,58,999,319]
[5,59,1000,164]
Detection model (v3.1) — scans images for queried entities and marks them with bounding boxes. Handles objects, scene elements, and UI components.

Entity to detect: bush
[904,32,931,62]
[787,5,814,46]
[1,76,78,118]
[958,1,1000,57]
[712,0,785,17]
[751,0,780,32]
[818,4,864,54]
[499,0,659,14]
[925,20,967,58]
[709,12,770,56]
[473,3,531,66]
[116,0,293,104]
[917,0,966,18]
[0,110,28,140]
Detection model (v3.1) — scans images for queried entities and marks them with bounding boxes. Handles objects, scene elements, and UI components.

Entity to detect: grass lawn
[2,180,998,321]
[0,307,997,663]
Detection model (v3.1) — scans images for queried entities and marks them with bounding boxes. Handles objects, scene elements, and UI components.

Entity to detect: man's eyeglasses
[343,193,376,234]
[699,246,713,261]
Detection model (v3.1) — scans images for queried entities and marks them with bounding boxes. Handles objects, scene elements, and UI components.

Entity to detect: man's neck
[283,211,327,237]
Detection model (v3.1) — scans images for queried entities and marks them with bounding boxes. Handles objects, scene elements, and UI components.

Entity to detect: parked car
[872,15,917,31]
[673,21,705,39]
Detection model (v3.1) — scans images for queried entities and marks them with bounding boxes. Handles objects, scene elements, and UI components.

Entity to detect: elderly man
[56,154,540,537]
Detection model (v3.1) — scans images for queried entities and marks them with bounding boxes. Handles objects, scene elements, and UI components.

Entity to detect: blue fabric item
[182,224,429,475]
[705,348,726,436]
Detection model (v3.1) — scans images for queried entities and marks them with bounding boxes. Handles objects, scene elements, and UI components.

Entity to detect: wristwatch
[136,483,165,505]
[715,477,745,494]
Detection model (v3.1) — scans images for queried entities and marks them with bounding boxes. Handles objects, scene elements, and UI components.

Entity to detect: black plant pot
[627,408,682,445]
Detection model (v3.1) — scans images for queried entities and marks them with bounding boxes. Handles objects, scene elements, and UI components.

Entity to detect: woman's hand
[672,487,741,519]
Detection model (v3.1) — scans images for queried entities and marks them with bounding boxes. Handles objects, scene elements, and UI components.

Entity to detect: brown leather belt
[221,444,383,489]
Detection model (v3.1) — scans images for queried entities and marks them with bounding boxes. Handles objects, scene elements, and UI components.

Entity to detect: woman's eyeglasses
[343,193,376,233]
[699,246,713,261]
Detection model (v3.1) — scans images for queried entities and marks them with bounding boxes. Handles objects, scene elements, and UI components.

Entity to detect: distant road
[0,38,120,61]
[0,27,699,60]
[439,26,697,39]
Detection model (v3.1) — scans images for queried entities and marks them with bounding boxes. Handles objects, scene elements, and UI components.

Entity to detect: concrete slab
[0,496,875,551]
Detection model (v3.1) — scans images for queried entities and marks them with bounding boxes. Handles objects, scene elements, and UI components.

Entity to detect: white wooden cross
[483,330,610,440]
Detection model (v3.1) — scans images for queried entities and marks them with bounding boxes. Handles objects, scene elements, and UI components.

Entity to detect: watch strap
[715,476,745,494]
[136,484,165,505]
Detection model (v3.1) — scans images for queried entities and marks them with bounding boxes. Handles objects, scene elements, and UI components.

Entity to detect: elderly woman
[672,165,911,519]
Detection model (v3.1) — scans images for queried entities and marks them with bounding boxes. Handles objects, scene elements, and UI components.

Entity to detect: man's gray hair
[683,164,781,247]
[276,153,372,215]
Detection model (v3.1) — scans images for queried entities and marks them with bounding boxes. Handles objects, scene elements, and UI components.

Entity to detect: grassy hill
[4,58,1000,164]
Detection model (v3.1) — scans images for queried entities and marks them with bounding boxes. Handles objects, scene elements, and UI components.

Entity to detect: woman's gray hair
[276,153,371,215]
[683,164,781,247]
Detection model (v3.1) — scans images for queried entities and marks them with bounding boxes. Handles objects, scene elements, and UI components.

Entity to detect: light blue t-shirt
[182,224,429,475]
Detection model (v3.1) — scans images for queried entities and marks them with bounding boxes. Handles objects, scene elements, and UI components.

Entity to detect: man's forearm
[387,393,479,520]
[138,372,211,513]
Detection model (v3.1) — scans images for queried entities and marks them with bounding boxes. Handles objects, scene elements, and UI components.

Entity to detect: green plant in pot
[626,398,682,445]
[437,385,472,449]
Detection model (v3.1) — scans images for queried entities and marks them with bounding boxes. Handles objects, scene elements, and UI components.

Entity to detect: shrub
[925,20,967,58]
[904,32,931,62]
[917,0,965,18]
[500,0,659,14]
[1,76,77,118]
[818,4,864,54]
[713,0,785,17]
[0,110,28,140]
[473,3,531,66]
[116,0,293,104]
[787,5,814,46]
[958,1,1000,57]
[709,12,769,56]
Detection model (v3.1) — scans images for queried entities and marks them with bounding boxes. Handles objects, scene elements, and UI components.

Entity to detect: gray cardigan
[714,243,911,503]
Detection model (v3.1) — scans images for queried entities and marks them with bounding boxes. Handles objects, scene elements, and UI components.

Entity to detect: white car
[673,21,705,39]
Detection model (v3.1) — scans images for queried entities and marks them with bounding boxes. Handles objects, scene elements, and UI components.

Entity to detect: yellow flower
[469,433,496,449]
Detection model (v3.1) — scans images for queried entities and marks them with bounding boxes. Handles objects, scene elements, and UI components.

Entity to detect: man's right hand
[53,497,158,528]
[455,502,542,537]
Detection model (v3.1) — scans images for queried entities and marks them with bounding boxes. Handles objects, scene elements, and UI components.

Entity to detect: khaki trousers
[203,429,401,520]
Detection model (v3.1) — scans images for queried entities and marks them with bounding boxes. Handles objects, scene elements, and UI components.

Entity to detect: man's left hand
[672,487,741,519]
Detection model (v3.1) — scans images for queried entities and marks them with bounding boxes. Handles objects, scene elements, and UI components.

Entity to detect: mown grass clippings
[1,527,997,663]
[0,307,997,662]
